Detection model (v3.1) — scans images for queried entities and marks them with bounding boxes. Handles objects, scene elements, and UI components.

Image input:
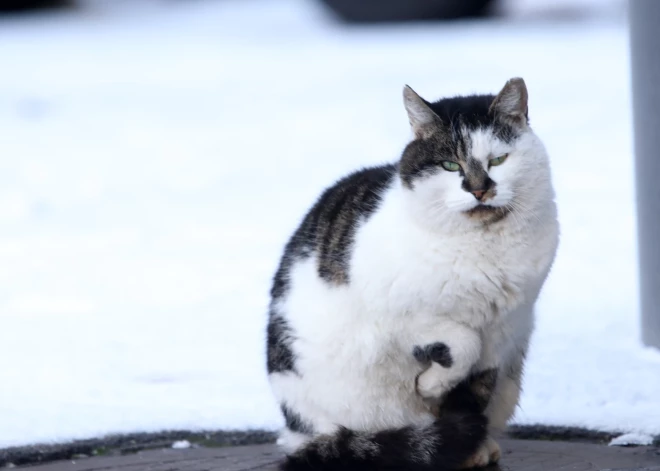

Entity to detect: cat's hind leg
[278,428,311,454]
[459,436,500,468]
[464,354,525,467]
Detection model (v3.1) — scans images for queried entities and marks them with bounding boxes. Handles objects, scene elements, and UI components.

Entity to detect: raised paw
[412,342,453,367]
[416,362,450,399]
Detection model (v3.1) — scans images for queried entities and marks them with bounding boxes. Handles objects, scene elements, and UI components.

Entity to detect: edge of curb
[2,425,658,468]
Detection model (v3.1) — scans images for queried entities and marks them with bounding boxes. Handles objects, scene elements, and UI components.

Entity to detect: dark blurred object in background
[319,0,496,22]
[0,0,71,12]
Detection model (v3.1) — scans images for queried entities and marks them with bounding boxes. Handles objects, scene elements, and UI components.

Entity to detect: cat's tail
[280,411,487,471]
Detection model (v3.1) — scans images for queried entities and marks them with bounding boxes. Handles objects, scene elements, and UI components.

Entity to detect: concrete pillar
[630,0,660,349]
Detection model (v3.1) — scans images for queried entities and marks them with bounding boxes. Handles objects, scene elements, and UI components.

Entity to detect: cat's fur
[267,77,559,468]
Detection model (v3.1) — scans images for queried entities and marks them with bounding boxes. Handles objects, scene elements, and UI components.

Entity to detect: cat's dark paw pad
[413,342,453,367]
[413,345,428,363]
[428,342,453,367]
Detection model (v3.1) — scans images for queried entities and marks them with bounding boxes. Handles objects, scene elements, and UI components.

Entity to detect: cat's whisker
[508,199,542,225]
[505,203,524,230]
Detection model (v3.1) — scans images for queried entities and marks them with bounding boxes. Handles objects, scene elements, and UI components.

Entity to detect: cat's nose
[471,189,486,201]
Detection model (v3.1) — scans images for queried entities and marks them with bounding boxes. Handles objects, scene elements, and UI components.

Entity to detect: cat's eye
[441,161,461,172]
[489,154,508,167]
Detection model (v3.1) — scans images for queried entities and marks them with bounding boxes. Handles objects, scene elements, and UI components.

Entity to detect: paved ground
[14,439,660,471]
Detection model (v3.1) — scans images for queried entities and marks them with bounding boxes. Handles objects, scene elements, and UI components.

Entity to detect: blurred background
[1,0,658,451]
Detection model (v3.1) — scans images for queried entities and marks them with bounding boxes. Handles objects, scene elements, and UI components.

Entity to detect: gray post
[630,0,660,349]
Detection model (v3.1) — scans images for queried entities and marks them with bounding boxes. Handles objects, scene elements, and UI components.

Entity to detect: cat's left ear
[403,85,440,139]
[490,77,529,127]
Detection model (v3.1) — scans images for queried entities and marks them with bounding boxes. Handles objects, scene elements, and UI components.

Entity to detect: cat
[282,368,499,471]
[266,77,559,469]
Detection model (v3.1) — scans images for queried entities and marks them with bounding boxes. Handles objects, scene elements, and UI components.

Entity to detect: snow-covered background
[1,0,659,449]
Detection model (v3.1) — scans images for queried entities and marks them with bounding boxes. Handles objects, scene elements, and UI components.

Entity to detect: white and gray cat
[266,78,559,471]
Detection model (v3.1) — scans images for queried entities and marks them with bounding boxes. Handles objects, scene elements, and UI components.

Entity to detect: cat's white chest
[351,202,535,329]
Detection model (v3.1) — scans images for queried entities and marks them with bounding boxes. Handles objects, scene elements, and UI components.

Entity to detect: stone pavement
[16,439,660,471]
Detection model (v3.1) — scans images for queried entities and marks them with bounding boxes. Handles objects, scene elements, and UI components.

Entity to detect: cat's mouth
[464,204,510,223]
[466,204,498,213]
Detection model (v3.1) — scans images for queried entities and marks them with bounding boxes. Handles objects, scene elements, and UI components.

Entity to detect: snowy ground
[1,0,659,449]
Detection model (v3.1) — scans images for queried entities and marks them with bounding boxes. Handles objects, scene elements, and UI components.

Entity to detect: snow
[171,440,192,450]
[0,0,659,450]
[609,433,654,447]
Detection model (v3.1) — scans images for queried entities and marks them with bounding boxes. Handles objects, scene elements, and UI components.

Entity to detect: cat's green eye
[489,154,508,167]
[441,161,461,172]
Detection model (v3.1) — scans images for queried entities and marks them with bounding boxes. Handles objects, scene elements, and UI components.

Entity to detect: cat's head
[399,78,552,229]
[439,368,498,415]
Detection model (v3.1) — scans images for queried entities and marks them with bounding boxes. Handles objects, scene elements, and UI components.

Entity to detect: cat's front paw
[415,362,451,399]
[413,342,453,367]
[414,342,454,400]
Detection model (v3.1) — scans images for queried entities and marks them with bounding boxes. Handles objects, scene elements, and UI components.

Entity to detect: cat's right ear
[489,77,529,127]
[403,85,439,139]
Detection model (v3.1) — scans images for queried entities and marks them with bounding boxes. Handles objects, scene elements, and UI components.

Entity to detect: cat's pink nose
[471,189,486,201]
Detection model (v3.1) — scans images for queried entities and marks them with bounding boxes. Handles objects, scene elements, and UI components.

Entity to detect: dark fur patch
[267,313,297,374]
[280,371,495,471]
[281,416,487,471]
[267,166,395,373]
[428,94,518,143]
[271,164,396,292]
[313,166,396,284]
[399,135,459,188]
[281,404,314,435]
[413,342,453,368]
[461,160,494,196]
